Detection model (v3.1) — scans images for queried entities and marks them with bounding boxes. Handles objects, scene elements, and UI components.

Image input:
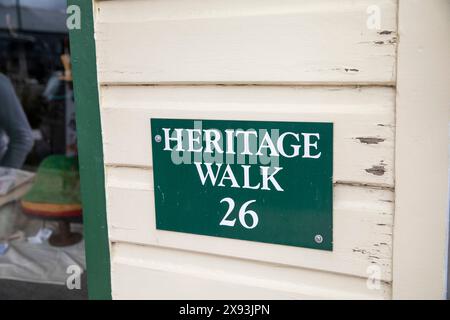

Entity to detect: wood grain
[105,165,394,281]
[100,85,395,187]
[95,0,397,85]
[111,242,391,299]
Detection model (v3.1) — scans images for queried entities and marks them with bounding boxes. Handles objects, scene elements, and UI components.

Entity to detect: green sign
[151,118,333,250]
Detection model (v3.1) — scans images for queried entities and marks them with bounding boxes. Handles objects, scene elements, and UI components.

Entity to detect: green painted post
[67,0,111,300]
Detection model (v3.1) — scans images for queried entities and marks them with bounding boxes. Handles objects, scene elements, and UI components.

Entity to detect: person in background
[0,73,34,169]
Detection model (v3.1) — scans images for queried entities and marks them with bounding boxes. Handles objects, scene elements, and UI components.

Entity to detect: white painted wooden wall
[93,0,400,299]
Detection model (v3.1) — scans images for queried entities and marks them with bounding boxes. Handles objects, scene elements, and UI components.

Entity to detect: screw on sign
[314,235,323,244]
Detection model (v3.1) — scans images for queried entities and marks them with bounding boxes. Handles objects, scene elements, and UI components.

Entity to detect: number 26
[219,197,259,229]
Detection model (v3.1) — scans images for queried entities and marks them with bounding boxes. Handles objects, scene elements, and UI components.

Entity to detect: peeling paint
[388,37,397,44]
[366,165,386,176]
[356,137,385,144]
[352,248,368,254]
[374,38,397,45]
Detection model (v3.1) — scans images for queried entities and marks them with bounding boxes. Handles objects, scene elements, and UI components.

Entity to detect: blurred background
[0,0,86,299]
